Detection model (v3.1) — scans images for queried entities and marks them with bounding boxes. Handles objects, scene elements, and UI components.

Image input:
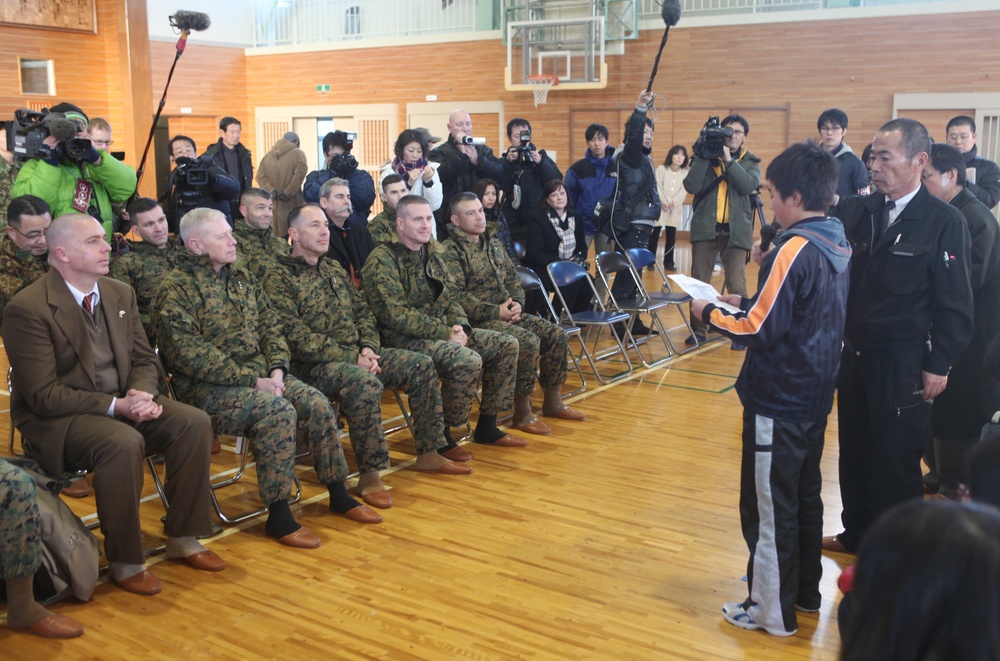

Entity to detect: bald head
[46,213,111,288]
[47,213,100,258]
[447,110,472,141]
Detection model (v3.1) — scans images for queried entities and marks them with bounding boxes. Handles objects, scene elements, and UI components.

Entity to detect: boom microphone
[48,117,81,144]
[645,0,683,93]
[760,223,777,252]
[169,11,211,53]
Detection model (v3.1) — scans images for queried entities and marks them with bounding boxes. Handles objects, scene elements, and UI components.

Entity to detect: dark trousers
[609,224,650,302]
[740,408,825,634]
[647,226,677,268]
[836,339,931,551]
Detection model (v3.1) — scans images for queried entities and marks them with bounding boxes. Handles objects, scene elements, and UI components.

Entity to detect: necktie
[82,292,96,320]
[879,200,896,240]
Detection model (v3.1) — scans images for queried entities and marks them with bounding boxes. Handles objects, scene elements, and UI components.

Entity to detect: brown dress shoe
[28,614,84,639]
[277,527,322,549]
[513,418,551,435]
[491,434,529,447]
[177,549,227,572]
[341,505,383,524]
[821,535,854,554]
[416,461,474,475]
[114,569,163,596]
[61,478,90,498]
[440,446,473,462]
[544,407,587,422]
[361,488,393,509]
[211,436,222,454]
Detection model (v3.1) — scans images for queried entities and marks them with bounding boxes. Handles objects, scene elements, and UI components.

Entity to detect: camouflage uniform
[108,237,179,344]
[361,232,518,424]
[0,158,17,231]
[153,250,349,503]
[233,221,290,285]
[0,234,48,328]
[0,458,41,581]
[264,252,447,471]
[442,224,569,397]
[367,207,396,245]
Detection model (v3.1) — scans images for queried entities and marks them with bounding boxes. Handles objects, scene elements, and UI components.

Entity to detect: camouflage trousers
[186,375,348,505]
[0,459,41,580]
[297,348,446,473]
[478,314,569,397]
[403,328,518,423]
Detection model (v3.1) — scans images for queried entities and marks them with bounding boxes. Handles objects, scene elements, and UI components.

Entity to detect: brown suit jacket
[2,269,158,475]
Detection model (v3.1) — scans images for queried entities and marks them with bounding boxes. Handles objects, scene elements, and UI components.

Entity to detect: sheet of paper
[668,274,743,314]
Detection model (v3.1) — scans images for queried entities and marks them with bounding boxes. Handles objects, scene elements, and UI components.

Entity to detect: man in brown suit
[2,213,225,596]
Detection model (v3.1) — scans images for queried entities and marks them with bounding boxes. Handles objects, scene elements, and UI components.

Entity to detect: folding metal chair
[595,251,675,368]
[517,266,587,397]
[626,248,701,353]
[547,261,634,385]
[382,387,417,437]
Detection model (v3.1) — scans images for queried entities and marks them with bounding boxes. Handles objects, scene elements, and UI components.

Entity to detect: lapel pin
[119,310,126,318]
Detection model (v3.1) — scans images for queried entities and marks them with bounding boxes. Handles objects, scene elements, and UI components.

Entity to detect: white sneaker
[722,601,797,637]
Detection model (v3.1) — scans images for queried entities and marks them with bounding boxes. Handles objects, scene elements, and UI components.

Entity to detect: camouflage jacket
[0,158,17,230]
[108,237,179,340]
[361,231,468,348]
[440,224,524,325]
[367,207,397,245]
[233,222,289,284]
[153,249,289,401]
[0,234,48,328]
[264,252,380,368]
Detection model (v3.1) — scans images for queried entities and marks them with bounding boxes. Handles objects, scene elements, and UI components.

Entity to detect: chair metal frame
[546,260,634,385]
[626,247,701,354]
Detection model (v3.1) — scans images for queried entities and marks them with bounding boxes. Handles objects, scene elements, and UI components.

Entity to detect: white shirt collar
[64,281,100,308]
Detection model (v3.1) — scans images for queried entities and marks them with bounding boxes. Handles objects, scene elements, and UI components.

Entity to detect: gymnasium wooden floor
[0,239,849,659]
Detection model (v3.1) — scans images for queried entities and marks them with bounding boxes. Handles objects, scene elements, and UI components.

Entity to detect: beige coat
[655,165,688,228]
[256,138,308,237]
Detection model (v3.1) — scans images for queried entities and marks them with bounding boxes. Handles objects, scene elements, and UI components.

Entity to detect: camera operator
[160,135,240,234]
[203,116,253,220]
[500,118,562,241]
[303,130,376,221]
[427,110,505,240]
[683,114,761,348]
[12,103,136,244]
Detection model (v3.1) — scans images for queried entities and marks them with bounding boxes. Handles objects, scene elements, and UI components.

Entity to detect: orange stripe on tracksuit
[708,236,809,339]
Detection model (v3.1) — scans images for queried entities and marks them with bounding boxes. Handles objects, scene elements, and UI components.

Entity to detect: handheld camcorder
[4,108,92,163]
[692,116,734,161]
[459,136,487,146]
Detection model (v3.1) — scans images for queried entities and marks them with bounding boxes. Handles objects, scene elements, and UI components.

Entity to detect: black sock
[328,481,362,514]
[265,499,299,539]
[440,426,457,451]
[474,414,505,444]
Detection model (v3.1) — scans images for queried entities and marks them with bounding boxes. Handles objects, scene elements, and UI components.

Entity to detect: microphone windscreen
[48,118,80,144]
[661,0,682,27]
[760,223,777,250]
[171,11,211,32]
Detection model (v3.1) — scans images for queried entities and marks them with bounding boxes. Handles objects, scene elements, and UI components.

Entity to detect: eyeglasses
[90,138,113,147]
[820,126,844,133]
[728,129,745,136]
[9,225,47,241]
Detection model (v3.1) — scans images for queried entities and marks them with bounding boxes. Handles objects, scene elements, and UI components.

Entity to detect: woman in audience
[471,177,518,264]
[840,499,1000,661]
[380,128,443,211]
[1,459,84,638]
[653,145,689,271]
[525,179,592,316]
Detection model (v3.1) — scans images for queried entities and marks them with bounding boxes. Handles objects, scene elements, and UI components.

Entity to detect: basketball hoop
[526,74,559,107]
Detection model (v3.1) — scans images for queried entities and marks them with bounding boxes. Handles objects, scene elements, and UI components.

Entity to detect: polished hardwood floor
[0,238,851,659]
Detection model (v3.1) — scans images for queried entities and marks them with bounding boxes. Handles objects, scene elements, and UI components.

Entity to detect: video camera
[173,156,210,186]
[3,108,92,163]
[328,131,359,177]
[459,136,487,146]
[692,116,734,161]
[515,129,534,166]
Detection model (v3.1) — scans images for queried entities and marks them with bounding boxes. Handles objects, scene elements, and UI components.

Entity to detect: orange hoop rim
[525,74,560,86]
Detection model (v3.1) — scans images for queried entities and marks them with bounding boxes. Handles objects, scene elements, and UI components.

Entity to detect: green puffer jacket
[440,224,523,325]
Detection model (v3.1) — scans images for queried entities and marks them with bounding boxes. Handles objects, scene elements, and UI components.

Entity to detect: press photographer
[501,118,561,241]
[683,113,761,348]
[303,130,375,221]
[161,135,239,233]
[10,103,136,244]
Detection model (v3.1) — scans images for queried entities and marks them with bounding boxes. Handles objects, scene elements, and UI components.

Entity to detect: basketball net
[526,75,558,107]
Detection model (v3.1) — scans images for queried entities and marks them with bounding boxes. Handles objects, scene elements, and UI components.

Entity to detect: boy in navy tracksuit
[691,142,852,636]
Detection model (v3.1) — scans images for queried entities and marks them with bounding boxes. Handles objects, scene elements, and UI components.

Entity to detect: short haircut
[817,109,849,131]
[46,213,94,256]
[240,187,272,209]
[7,195,51,228]
[396,194,432,218]
[450,191,480,218]
[88,117,112,133]
[127,197,160,220]
[538,179,568,213]
[766,140,838,212]
[393,129,428,160]
[322,130,353,154]
[878,118,931,160]
[721,114,749,136]
[381,174,404,193]
[861,143,874,165]
[929,143,967,187]
[966,437,1000,509]
[585,124,609,142]
[169,135,196,154]
[470,178,499,201]
[663,144,689,169]
[319,177,350,200]
[947,115,976,134]
[287,203,322,230]
[506,118,532,139]
[179,207,226,244]
[219,116,241,131]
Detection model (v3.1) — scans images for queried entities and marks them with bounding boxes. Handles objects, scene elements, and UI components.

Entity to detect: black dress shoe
[631,321,659,336]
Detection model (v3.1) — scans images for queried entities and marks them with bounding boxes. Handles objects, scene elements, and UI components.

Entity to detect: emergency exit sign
[316,84,330,92]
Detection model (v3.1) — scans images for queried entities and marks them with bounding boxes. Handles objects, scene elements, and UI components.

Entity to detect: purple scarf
[392,155,428,185]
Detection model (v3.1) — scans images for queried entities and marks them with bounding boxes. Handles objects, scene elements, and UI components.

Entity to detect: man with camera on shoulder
[303,131,376,221]
[11,103,136,246]
[500,118,562,241]
[160,135,240,234]
[683,114,761,349]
